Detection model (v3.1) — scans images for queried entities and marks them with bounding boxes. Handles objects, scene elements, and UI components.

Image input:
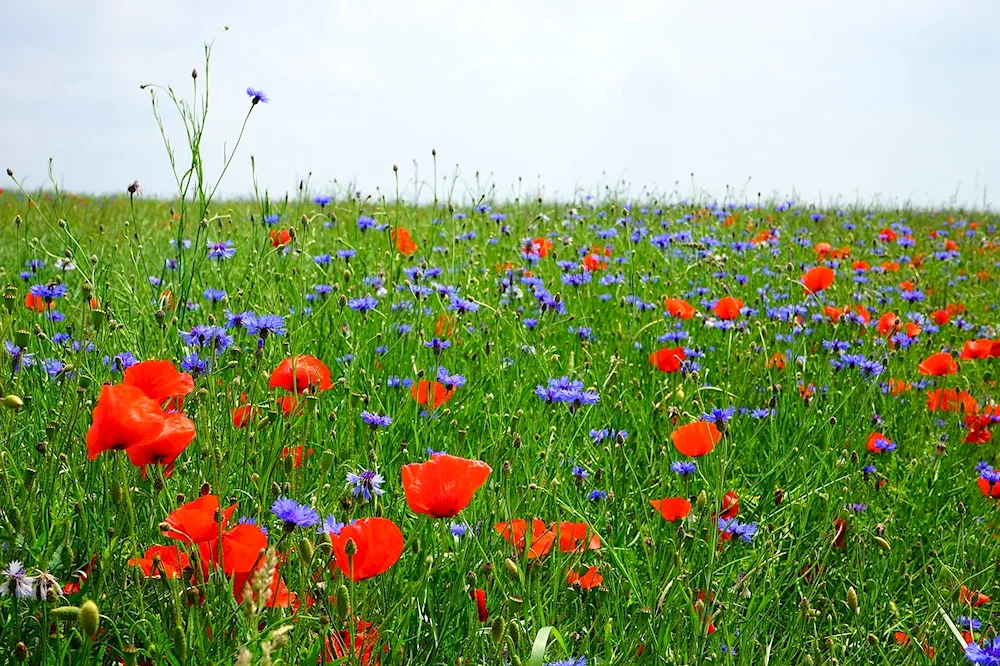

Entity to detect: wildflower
[588,490,607,502]
[269,355,332,393]
[401,454,491,518]
[314,195,332,208]
[392,227,418,255]
[246,86,269,104]
[360,411,392,429]
[801,266,835,294]
[327,517,404,581]
[0,562,36,598]
[671,421,722,457]
[545,658,587,666]
[347,469,386,500]
[128,545,189,578]
[918,351,958,376]
[180,325,233,351]
[966,637,1000,665]
[271,498,320,529]
[567,567,603,590]
[650,497,692,522]
[671,460,697,476]
[712,296,743,320]
[202,288,226,302]
[865,432,896,454]
[347,295,378,312]
[5,340,33,372]
[410,380,455,409]
[321,515,346,536]
[245,313,286,338]
[207,240,236,261]
[649,346,686,372]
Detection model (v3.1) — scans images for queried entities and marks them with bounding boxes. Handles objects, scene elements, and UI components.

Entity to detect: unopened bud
[846,586,859,614]
[78,599,100,637]
[503,558,520,581]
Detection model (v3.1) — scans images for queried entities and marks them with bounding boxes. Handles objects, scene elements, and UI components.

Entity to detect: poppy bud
[78,599,100,637]
[774,488,785,506]
[13,642,27,662]
[173,626,187,661]
[336,584,350,622]
[958,501,966,516]
[52,605,80,621]
[696,490,707,510]
[320,449,335,474]
[508,619,520,644]
[344,538,358,556]
[504,558,520,581]
[77,374,92,389]
[846,586,859,614]
[23,468,35,491]
[867,633,878,646]
[491,616,506,644]
[111,482,123,505]
[874,536,890,551]
[888,601,898,617]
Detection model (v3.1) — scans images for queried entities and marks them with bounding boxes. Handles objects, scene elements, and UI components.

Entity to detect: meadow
[2,49,1000,666]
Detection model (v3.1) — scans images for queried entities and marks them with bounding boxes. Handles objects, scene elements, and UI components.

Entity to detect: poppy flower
[879,227,898,242]
[880,261,900,272]
[555,522,601,553]
[650,497,692,522]
[401,454,491,518]
[123,412,197,473]
[232,402,256,428]
[128,545,190,578]
[281,445,313,468]
[918,352,958,377]
[85,385,173,460]
[410,379,455,409]
[852,260,869,272]
[523,237,552,258]
[832,517,848,548]
[979,475,1000,499]
[269,355,333,393]
[435,313,455,338]
[960,585,991,607]
[392,227,418,256]
[24,293,53,312]
[276,394,301,417]
[931,309,951,325]
[582,246,610,272]
[961,339,995,360]
[664,297,696,320]
[671,421,722,457]
[321,620,386,665]
[470,588,488,622]
[712,297,743,320]
[887,378,912,395]
[567,566,603,589]
[926,388,978,414]
[814,242,833,258]
[329,517,404,581]
[865,432,895,454]
[765,352,785,369]
[122,360,194,408]
[269,229,292,247]
[205,522,268,576]
[494,519,556,558]
[801,266,835,294]
[965,426,992,444]
[649,347,686,373]
[234,565,296,609]
[716,490,739,520]
[162,494,237,545]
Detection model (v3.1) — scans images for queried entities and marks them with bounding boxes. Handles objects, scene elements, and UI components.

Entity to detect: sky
[2,1,999,208]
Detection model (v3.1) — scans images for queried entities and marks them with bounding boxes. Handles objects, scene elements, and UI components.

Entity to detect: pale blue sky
[2,1,998,207]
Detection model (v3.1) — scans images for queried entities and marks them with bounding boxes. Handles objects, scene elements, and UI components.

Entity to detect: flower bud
[78,599,100,637]
[846,586,859,614]
[2,395,23,411]
[503,558,521,581]
[336,584,350,622]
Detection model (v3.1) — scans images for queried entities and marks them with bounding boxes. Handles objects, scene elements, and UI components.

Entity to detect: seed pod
[78,600,100,637]
[846,586,859,614]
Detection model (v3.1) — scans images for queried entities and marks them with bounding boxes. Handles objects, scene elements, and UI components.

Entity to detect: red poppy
[650,497,692,522]
[124,412,197,473]
[918,352,958,376]
[832,517,848,548]
[162,494,237,545]
[880,261,900,272]
[926,388,978,414]
[555,522,601,553]
[801,266,835,294]
[321,620,386,665]
[234,564,296,609]
[204,522,268,576]
[276,395,301,417]
[879,227,898,242]
[85,385,173,460]
[329,518,404,581]
[494,519,556,558]
[716,490,739,520]
[671,421,722,457]
[712,297,743,320]
[401,454,491,518]
[765,352,785,369]
[664,297,696,320]
[122,360,194,408]
[269,229,292,247]
[865,432,894,454]
[582,246,610,272]
[979,475,1000,499]
[232,403,256,428]
[523,237,553,258]
[887,378,912,395]
[471,588,488,621]
[269,355,333,393]
[852,260,869,272]
[961,339,994,360]
[567,566,603,589]
[960,585,991,607]
[24,293,53,312]
[648,347,686,373]
[814,242,833,258]
[281,445,314,468]
[410,380,455,409]
[128,545,190,578]
[931,309,951,325]
[435,313,455,338]
[392,227,418,256]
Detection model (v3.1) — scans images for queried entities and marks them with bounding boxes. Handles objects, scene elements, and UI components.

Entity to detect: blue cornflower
[589,490,607,502]
[180,352,207,376]
[5,341,33,373]
[25,259,44,272]
[314,195,332,208]
[203,288,226,302]
[245,313,286,338]
[105,352,138,373]
[313,254,332,266]
[449,296,480,314]
[314,284,334,295]
[41,359,64,378]
[424,338,452,354]
[848,503,867,513]
[207,240,236,261]
[29,284,67,300]
[360,411,392,429]
[572,466,589,481]
[336,249,356,260]
[320,515,345,536]
[436,367,466,389]
[246,86,269,104]
[749,408,772,419]
[347,295,378,312]
[546,659,586,666]
[179,325,233,351]
[958,616,983,631]
[671,461,697,476]
[449,522,469,537]
[347,469,386,500]
[357,216,376,231]
[224,310,256,330]
[966,637,1000,665]
[270,498,319,529]
[701,407,736,425]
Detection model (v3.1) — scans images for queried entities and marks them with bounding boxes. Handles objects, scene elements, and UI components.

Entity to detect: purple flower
[207,240,236,261]
[29,283,67,300]
[0,561,36,598]
[314,195,332,208]
[5,341,33,373]
[246,87,269,104]
[245,313,286,338]
[203,288,226,302]
[347,295,378,313]
[360,411,392,429]
[270,498,319,528]
[671,461,697,476]
[320,515,345,536]
[966,637,1000,665]
[347,469,385,500]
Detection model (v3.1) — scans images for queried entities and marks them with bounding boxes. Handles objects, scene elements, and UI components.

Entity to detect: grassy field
[3,57,1000,666]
